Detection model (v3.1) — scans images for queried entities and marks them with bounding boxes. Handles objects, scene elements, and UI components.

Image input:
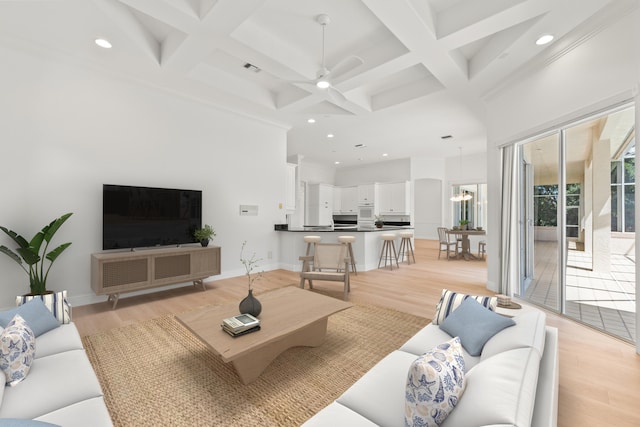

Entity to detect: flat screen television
[103,184,202,250]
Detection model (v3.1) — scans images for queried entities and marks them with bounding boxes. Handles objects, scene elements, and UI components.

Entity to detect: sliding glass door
[519,134,561,312]
[517,104,636,343]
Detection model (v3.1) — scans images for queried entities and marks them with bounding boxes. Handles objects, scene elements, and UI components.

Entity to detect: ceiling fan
[290,14,363,103]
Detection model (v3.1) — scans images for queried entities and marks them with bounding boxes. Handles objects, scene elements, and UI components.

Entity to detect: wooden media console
[91,245,221,308]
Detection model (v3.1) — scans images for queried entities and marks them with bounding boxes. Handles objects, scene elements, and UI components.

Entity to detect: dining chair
[299,243,350,300]
[437,227,458,260]
[478,240,486,259]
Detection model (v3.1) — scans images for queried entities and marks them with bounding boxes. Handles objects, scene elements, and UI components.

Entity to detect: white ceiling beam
[161,0,266,72]
[91,0,160,64]
[361,0,486,118]
[118,0,200,33]
[336,52,421,92]
[438,0,553,50]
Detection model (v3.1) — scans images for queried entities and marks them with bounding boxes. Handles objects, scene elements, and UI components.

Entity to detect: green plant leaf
[0,245,24,266]
[46,242,72,262]
[16,247,40,265]
[0,226,29,248]
[42,212,73,243]
[29,231,45,254]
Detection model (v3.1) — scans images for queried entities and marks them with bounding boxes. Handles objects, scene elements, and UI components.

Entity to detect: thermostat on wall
[239,205,258,216]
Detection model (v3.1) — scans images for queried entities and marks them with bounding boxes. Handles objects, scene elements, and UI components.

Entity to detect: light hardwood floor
[74,239,640,427]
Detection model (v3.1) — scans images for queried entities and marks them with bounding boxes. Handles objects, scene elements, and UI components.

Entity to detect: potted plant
[0,213,73,296]
[458,219,469,230]
[374,215,384,228]
[194,224,216,247]
[239,241,263,316]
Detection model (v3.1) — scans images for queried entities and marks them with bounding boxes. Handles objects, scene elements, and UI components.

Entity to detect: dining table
[446,228,486,260]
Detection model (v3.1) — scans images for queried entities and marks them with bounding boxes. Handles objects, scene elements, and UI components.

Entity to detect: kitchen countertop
[278,226,413,232]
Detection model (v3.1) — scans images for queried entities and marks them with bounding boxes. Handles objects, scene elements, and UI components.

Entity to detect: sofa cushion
[442,347,541,427]
[399,324,480,372]
[0,299,60,337]
[0,350,104,420]
[439,298,515,356]
[0,370,4,403]
[34,397,113,427]
[433,289,497,325]
[34,323,84,359]
[0,420,60,426]
[481,310,546,361]
[337,350,419,427]
[16,291,71,324]
[300,402,379,427]
[405,337,466,427]
[0,315,36,387]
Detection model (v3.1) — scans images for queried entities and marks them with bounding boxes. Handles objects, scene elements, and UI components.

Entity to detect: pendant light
[450,147,473,202]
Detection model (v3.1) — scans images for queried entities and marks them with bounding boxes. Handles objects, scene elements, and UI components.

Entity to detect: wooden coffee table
[175,286,352,384]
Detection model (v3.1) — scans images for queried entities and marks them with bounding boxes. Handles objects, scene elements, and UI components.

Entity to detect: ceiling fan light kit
[285,13,363,104]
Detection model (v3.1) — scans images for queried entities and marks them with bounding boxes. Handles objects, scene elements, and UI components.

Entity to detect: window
[533,183,581,237]
[451,184,487,228]
[611,137,635,232]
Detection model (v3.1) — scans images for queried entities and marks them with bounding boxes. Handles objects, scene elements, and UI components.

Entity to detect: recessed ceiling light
[317,80,330,89]
[307,118,316,124]
[334,161,340,165]
[95,38,112,49]
[382,153,388,157]
[327,133,334,138]
[536,34,554,45]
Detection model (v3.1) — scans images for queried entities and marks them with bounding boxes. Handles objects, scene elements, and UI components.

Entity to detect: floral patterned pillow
[404,337,466,427]
[0,314,36,387]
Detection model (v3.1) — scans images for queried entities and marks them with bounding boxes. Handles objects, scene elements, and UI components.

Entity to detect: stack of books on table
[221,313,261,337]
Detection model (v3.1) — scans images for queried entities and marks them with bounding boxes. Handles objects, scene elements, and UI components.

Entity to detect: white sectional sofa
[0,321,113,426]
[302,306,559,427]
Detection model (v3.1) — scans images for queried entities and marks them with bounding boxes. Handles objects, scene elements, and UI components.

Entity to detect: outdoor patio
[522,240,636,342]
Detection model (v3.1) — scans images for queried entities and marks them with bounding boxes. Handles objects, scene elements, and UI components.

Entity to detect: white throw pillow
[0,314,36,386]
[432,289,497,325]
[405,337,466,427]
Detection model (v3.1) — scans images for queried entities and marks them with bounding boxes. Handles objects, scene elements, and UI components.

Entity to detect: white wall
[334,158,411,186]
[484,8,639,311]
[0,46,289,308]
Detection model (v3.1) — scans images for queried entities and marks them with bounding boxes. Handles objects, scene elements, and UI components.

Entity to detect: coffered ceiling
[0,0,635,167]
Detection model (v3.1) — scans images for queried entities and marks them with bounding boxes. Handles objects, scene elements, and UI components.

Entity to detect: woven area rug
[82,304,430,427]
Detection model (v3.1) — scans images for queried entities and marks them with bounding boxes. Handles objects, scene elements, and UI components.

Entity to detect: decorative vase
[200,239,209,247]
[239,289,262,317]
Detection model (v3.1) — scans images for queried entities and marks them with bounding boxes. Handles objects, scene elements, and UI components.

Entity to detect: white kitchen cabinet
[340,186,358,213]
[378,181,410,215]
[307,183,334,225]
[285,163,297,211]
[357,184,378,205]
[333,186,342,214]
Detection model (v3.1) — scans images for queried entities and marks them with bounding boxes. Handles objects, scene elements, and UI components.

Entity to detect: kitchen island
[277,226,414,272]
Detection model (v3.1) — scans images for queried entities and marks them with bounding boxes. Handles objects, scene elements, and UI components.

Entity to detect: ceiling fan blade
[327,86,347,104]
[328,55,364,79]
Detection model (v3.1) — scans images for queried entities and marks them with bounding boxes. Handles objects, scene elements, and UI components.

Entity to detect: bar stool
[338,235,357,275]
[478,240,486,259]
[398,231,416,264]
[304,235,321,256]
[378,233,399,270]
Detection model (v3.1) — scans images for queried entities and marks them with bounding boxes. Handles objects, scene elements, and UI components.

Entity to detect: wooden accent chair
[437,227,458,260]
[299,243,350,300]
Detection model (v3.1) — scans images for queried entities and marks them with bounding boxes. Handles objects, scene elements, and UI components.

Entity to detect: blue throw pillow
[439,297,515,356]
[0,298,60,337]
